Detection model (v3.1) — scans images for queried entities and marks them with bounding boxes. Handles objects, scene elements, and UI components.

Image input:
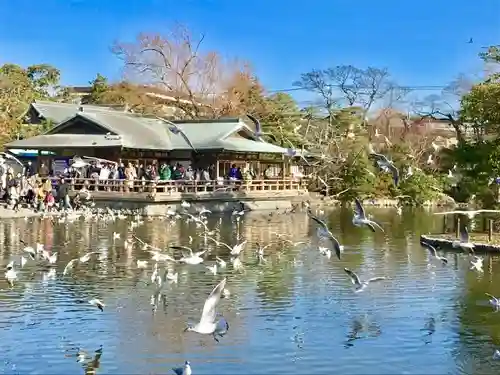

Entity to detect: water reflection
[1,208,500,373]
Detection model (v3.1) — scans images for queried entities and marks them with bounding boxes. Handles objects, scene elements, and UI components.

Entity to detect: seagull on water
[181,201,190,209]
[485,293,500,311]
[352,198,384,232]
[344,268,388,293]
[184,277,229,342]
[421,241,448,264]
[5,261,17,286]
[307,209,343,259]
[215,256,227,268]
[172,361,192,375]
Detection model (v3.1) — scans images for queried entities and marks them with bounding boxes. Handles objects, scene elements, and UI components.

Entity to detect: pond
[0,207,500,374]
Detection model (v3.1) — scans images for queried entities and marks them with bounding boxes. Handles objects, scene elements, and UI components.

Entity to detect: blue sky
[0,0,499,105]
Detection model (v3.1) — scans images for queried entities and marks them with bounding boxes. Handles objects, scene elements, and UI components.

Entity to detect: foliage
[0,63,66,144]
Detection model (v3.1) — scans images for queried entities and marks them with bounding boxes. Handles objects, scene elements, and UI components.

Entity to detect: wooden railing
[47,177,307,195]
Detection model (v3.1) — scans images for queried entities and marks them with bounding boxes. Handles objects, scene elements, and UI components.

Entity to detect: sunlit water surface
[1,207,500,374]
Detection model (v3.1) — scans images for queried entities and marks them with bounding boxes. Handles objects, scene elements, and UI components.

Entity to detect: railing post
[489,219,493,242]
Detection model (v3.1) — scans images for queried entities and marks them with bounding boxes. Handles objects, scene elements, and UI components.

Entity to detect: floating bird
[215,256,227,268]
[184,278,228,341]
[306,209,343,259]
[344,268,388,293]
[421,241,448,264]
[172,361,192,375]
[352,198,384,232]
[181,201,190,209]
[5,261,17,286]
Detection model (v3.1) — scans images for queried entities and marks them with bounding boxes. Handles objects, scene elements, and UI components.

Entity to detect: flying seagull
[306,209,343,259]
[485,293,500,311]
[420,241,448,264]
[184,278,229,342]
[352,198,384,232]
[344,268,388,293]
[368,148,399,186]
[155,116,197,152]
[468,37,473,44]
[246,113,278,142]
[452,226,475,253]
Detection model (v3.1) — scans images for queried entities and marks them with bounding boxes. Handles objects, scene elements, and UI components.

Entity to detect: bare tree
[112,24,248,119]
[294,65,407,125]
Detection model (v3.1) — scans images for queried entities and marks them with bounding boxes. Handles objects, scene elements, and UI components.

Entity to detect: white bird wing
[232,240,247,254]
[354,198,366,219]
[206,237,232,251]
[477,210,500,214]
[367,220,384,232]
[1,152,24,167]
[82,156,118,166]
[432,211,468,216]
[486,293,498,302]
[421,242,438,257]
[366,276,387,284]
[199,277,227,325]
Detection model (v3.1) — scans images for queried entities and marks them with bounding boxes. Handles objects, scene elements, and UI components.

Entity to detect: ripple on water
[1,210,500,374]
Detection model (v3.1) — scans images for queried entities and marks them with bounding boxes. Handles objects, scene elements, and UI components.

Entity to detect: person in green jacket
[159,163,171,180]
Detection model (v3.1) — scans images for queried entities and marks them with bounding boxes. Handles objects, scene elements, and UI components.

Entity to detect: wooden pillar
[216,160,220,178]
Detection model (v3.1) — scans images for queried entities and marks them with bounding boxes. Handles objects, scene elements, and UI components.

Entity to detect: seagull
[344,268,387,293]
[5,261,17,286]
[433,209,500,219]
[453,227,475,253]
[206,263,218,275]
[352,198,384,232]
[207,237,247,256]
[171,245,206,265]
[215,256,227,268]
[88,299,105,312]
[470,256,483,272]
[155,116,197,152]
[181,201,190,209]
[136,260,148,269]
[306,209,343,259]
[184,278,228,341]
[172,361,192,375]
[485,293,500,311]
[368,149,399,186]
[420,241,448,264]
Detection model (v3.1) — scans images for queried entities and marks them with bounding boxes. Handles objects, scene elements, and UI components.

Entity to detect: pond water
[1,207,500,374]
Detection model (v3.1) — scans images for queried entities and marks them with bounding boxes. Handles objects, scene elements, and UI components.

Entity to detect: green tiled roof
[12,101,290,154]
[31,101,123,123]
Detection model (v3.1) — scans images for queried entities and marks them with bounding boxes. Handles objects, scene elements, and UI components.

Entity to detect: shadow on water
[0,207,500,374]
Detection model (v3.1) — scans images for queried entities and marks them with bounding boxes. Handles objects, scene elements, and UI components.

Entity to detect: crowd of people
[0,156,299,212]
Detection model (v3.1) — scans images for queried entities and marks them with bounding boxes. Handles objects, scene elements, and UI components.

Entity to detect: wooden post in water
[489,219,493,242]
[455,216,461,238]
